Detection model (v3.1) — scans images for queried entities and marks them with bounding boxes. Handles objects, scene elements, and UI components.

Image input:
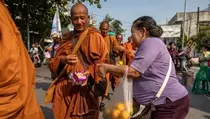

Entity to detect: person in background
[178,45,188,72]
[98,16,189,119]
[123,37,135,65]
[198,45,210,75]
[99,21,125,111]
[168,42,178,68]
[30,43,41,64]
[50,33,60,58]
[0,1,44,118]
[43,46,51,65]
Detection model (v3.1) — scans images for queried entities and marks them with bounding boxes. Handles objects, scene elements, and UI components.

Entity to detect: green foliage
[4,0,106,41]
[104,14,125,35]
[176,33,188,47]
[193,25,210,51]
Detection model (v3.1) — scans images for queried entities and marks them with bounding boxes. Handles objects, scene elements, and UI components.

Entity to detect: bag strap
[49,28,89,87]
[155,55,172,99]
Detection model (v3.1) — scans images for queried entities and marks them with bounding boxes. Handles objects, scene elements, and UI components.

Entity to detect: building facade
[168,11,210,37]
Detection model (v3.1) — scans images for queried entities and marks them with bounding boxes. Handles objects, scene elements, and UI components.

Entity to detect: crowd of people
[168,41,210,73]
[2,1,204,119]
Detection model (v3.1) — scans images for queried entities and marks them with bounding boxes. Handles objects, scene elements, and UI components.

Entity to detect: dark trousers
[151,95,190,119]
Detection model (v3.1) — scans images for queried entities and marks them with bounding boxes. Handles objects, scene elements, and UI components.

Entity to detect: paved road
[35,66,210,119]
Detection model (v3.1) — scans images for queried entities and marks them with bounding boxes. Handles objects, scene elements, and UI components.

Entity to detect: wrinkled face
[71,10,90,32]
[100,23,109,36]
[131,25,145,47]
[116,34,123,43]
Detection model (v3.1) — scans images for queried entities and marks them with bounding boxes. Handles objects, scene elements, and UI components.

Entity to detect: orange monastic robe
[0,1,44,119]
[123,42,135,65]
[48,27,108,119]
[103,35,123,91]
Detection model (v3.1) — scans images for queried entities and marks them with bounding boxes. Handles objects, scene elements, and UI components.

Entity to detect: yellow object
[116,103,125,111]
[204,51,210,57]
[112,110,121,119]
[118,61,123,65]
[129,107,134,114]
[121,111,130,119]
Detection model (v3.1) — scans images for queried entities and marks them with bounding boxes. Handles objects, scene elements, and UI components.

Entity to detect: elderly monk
[0,1,44,119]
[99,21,124,111]
[48,3,108,119]
[123,37,135,65]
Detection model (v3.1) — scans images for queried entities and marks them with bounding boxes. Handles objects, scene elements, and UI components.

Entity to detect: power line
[89,12,132,25]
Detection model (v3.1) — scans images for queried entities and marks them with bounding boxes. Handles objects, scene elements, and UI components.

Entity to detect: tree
[4,0,107,42]
[104,14,125,35]
[194,25,210,51]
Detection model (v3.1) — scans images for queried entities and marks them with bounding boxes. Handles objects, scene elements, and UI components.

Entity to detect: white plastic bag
[103,67,133,119]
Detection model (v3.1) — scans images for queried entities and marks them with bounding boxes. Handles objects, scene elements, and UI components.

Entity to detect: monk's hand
[97,64,107,78]
[63,55,78,65]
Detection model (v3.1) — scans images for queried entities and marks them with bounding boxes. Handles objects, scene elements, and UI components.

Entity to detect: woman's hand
[97,64,107,78]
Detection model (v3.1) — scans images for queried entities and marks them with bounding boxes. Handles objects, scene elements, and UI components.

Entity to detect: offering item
[104,102,133,119]
[72,71,87,84]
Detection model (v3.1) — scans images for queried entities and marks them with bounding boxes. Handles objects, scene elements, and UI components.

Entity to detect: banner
[161,25,181,38]
[51,6,62,38]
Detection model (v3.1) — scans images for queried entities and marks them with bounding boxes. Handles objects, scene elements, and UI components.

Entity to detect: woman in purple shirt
[98,16,189,119]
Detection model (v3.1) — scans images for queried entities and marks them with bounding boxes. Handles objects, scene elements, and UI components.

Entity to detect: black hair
[169,42,175,46]
[202,44,210,51]
[133,16,163,37]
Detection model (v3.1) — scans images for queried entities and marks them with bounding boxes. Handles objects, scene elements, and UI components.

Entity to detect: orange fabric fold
[123,42,135,65]
[0,1,44,119]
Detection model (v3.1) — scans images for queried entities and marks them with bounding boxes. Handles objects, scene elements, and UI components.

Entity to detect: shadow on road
[41,106,54,119]
[36,82,51,91]
[203,115,210,119]
[187,87,210,114]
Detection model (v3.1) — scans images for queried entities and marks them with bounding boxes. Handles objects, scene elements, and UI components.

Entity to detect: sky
[82,0,210,40]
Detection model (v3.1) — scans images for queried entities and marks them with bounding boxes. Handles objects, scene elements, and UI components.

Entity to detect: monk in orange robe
[99,21,124,111]
[0,1,44,119]
[100,21,124,64]
[48,3,108,119]
[123,37,135,65]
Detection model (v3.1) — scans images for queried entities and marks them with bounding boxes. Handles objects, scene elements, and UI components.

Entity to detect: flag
[51,6,62,38]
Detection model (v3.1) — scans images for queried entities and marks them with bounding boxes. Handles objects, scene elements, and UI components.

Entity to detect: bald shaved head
[100,21,109,36]
[70,2,90,32]
[71,2,88,16]
[100,21,109,28]
[128,36,132,42]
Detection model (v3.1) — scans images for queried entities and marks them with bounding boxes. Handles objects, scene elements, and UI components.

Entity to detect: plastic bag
[103,67,133,119]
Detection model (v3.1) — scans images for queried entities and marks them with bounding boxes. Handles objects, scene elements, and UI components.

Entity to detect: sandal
[100,102,105,112]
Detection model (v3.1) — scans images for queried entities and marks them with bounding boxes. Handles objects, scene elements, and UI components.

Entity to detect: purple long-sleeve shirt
[130,37,188,105]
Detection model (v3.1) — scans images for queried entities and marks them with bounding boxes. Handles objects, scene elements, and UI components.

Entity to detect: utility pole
[27,3,30,50]
[182,0,187,48]
[197,7,200,34]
